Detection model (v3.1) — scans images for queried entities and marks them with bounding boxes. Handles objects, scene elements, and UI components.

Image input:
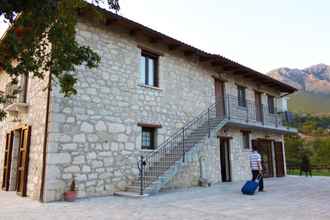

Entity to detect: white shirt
[249,151,262,171]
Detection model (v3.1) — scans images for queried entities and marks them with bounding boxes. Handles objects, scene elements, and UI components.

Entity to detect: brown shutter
[2,132,14,191]
[16,126,31,197]
[215,79,225,118]
[274,142,285,177]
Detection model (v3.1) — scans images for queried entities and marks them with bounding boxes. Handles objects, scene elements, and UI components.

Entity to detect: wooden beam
[211,61,222,67]
[168,44,181,51]
[199,56,211,62]
[137,123,162,128]
[184,50,194,56]
[105,18,118,26]
[233,70,248,75]
[137,45,164,56]
[129,28,141,36]
[223,65,238,71]
[149,37,162,44]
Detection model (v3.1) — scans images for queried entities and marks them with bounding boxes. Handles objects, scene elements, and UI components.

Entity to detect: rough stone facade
[43,21,218,201]
[224,128,284,182]
[1,18,289,202]
[42,20,288,201]
[163,132,221,190]
[0,72,49,200]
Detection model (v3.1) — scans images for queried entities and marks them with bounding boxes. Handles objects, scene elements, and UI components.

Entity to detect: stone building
[0,6,297,202]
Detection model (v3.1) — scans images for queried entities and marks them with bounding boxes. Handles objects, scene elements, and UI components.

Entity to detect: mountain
[268,64,330,114]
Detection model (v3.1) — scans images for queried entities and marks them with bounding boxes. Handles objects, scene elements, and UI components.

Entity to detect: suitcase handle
[255,174,262,183]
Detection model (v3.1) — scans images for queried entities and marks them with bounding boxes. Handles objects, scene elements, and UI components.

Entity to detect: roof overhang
[225,120,298,134]
[80,4,298,94]
[0,4,299,94]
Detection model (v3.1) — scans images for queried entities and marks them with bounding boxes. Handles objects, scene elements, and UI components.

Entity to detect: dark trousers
[300,169,312,177]
[252,170,264,191]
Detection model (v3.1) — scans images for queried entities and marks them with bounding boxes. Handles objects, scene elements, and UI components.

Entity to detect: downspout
[39,73,52,202]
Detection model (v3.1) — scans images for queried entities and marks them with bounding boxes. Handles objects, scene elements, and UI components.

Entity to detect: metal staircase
[116,101,228,197]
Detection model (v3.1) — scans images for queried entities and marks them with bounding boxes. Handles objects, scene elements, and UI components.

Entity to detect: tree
[0,0,120,120]
[285,135,305,165]
[310,138,330,165]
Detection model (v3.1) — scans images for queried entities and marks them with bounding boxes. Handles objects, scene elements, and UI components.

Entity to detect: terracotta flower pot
[14,26,32,38]
[63,191,77,202]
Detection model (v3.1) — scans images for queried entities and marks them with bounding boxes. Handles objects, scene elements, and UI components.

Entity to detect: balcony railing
[3,81,28,112]
[136,94,292,195]
[224,94,283,128]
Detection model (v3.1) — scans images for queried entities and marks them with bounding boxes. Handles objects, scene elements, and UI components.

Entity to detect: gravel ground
[0,176,329,220]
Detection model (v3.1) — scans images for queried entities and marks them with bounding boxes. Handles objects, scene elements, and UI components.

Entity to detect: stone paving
[0,176,329,220]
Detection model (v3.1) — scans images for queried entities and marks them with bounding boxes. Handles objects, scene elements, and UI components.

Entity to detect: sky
[1,0,330,73]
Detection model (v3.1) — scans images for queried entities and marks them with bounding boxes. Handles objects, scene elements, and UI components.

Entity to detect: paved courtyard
[0,176,329,220]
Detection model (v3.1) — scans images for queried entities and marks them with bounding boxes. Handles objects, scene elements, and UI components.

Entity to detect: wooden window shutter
[2,132,14,191]
[16,125,31,197]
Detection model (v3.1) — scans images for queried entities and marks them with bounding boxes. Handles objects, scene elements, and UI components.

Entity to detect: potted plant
[14,26,32,38]
[64,178,77,202]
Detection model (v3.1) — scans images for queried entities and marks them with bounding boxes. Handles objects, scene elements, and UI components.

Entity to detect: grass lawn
[287,169,330,177]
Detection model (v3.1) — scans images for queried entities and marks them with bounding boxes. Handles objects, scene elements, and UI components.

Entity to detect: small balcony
[219,95,296,134]
[3,80,29,114]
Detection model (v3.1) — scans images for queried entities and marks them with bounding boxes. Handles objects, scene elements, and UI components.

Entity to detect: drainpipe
[39,73,52,202]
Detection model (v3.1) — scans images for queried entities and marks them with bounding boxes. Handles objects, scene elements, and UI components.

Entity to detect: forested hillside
[285,114,330,166]
[288,92,330,114]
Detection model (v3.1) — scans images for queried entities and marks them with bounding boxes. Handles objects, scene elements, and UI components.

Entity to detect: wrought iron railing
[137,102,219,194]
[225,94,282,127]
[3,82,27,108]
[137,94,285,194]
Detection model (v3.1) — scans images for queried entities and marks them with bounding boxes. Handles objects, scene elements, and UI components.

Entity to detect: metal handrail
[144,103,216,159]
[137,94,284,194]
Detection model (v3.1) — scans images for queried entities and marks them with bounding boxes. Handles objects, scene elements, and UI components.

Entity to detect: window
[237,85,247,107]
[4,73,28,107]
[241,131,250,149]
[268,95,275,114]
[141,127,156,150]
[140,50,159,87]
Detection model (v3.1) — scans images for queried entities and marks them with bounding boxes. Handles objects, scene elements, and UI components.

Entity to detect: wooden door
[255,91,263,123]
[2,132,14,191]
[252,139,274,178]
[215,79,225,118]
[16,126,31,196]
[274,142,285,177]
[220,138,231,182]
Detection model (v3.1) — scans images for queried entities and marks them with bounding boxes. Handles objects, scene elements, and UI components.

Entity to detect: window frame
[241,130,250,149]
[141,127,157,150]
[237,85,247,107]
[140,50,159,87]
[267,95,275,114]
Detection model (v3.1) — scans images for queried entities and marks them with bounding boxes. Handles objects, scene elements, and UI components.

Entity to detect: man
[249,147,264,192]
[300,154,312,177]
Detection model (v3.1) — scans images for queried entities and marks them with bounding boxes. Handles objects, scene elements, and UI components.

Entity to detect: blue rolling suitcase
[241,175,261,195]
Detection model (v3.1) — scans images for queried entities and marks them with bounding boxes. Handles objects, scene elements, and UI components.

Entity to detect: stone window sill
[137,84,162,91]
[140,149,156,152]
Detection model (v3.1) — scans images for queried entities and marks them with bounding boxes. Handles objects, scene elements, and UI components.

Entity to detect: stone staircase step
[114,191,149,198]
[123,114,227,194]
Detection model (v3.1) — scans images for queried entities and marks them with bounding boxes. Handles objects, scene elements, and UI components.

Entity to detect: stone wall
[163,133,221,190]
[43,21,218,201]
[42,20,288,201]
[162,128,284,190]
[0,71,49,200]
[222,128,283,182]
